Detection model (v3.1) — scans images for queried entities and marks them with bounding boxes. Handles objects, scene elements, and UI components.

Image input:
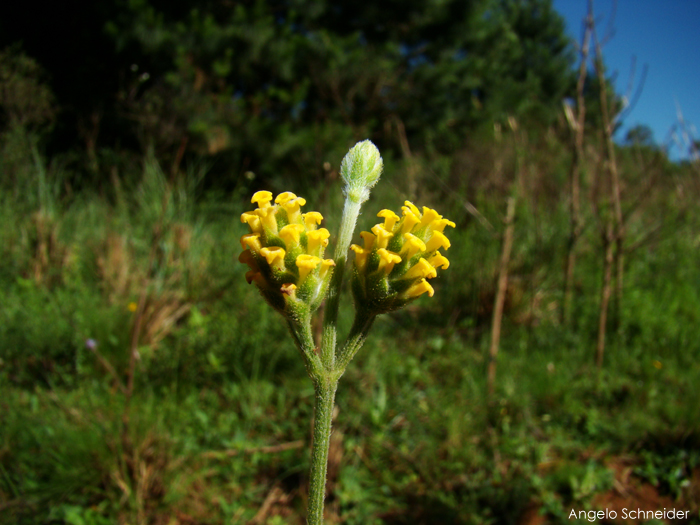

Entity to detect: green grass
[1,155,700,524]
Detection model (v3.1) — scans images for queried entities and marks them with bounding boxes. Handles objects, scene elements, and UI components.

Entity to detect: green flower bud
[340,140,383,203]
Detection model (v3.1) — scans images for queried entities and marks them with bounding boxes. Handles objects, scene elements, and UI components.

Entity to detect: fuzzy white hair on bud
[340,140,383,203]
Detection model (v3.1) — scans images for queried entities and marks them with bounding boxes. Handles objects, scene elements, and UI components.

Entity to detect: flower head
[351,202,454,314]
[239,191,335,316]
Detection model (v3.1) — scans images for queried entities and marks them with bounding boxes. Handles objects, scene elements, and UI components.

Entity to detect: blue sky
[552,0,700,159]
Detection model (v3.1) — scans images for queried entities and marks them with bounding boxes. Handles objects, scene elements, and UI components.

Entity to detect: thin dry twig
[248,485,290,525]
[200,440,305,460]
[88,345,127,394]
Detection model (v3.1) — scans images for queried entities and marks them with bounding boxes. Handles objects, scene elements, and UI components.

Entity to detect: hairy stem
[336,309,375,372]
[307,377,338,525]
[320,197,363,370]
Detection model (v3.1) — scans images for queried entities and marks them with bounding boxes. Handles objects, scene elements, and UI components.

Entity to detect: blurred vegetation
[1,1,700,524]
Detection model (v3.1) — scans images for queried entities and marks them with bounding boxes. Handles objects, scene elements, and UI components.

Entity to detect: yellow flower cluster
[239,191,335,313]
[350,201,454,312]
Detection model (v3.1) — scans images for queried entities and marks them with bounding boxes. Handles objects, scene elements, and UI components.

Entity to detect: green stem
[336,309,376,372]
[320,197,363,370]
[307,377,338,525]
[287,316,322,379]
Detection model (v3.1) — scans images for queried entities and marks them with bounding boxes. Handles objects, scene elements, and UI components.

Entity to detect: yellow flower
[276,192,307,223]
[303,211,323,230]
[251,190,273,208]
[240,233,262,252]
[402,258,437,280]
[260,246,286,269]
[427,251,449,270]
[307,228,331,256]
[400,233,426,260]
[349,244,370,272]
[404,278,434,299]
[240,212,262,233]
[279,224,305,249]
[377,209,400,231]
[377,248,401,274]
[370,224,393,249]
[399,207,421,235]
[319,259,336,280]
[296,254,321,283]
[351,203,454,311]
[239,191,335,314]
[359,231,376,251]
[128,301,138,312]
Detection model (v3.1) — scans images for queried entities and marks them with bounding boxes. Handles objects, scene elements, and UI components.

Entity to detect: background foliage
[1,0,699,523]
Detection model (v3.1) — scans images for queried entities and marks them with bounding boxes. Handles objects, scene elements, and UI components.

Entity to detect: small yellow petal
[279,224,305,248]
[255,205,279,234]
[275,192,298,205]
[360,231,376,251]
[419,206,442,228]
[260,246,286,268]
[401,257,437,279]
[399,209,421,235]
[252,191,273,208]
[377,209,400,232]
[241,212,262,233]
[303,211,324,230]
[403,258,437,280]
[350,244,369,272]
[319,259,336,280]
[424,230,451,252]
[403,200,421,217]
[280,197,307,223]
[307,228,330,256]
[377,248,401,274]
[404,278,434,299]
[428,251,450,270]
[241,233,262,252]
[431,218,456,233]
[296,254,321,282]
[400,233,427,260]
[371,224,394,249]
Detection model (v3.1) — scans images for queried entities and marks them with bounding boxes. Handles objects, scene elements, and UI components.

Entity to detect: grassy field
[1,152,700,525]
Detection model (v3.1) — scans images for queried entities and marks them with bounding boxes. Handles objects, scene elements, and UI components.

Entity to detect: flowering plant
[239,140,453,524]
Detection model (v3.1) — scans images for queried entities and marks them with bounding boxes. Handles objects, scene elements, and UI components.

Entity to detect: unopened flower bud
[340,140,383,203]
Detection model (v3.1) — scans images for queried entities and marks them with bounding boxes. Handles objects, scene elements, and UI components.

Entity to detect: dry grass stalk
[29,210,70,286]
[562,4,592,326]
[487,196,516,397]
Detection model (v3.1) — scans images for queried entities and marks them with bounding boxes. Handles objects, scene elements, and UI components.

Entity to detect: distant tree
[0,0,576,189]
[0,48,57,195]
[0,47,55,132]
[624,124,655,148]
[103,0,575,188]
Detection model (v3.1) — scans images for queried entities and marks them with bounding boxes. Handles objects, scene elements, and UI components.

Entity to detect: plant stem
[288,316,323,379]
[310,155,375,522]
[307,376,338,525]
[321,196,363,370]
[336,309,375,372]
